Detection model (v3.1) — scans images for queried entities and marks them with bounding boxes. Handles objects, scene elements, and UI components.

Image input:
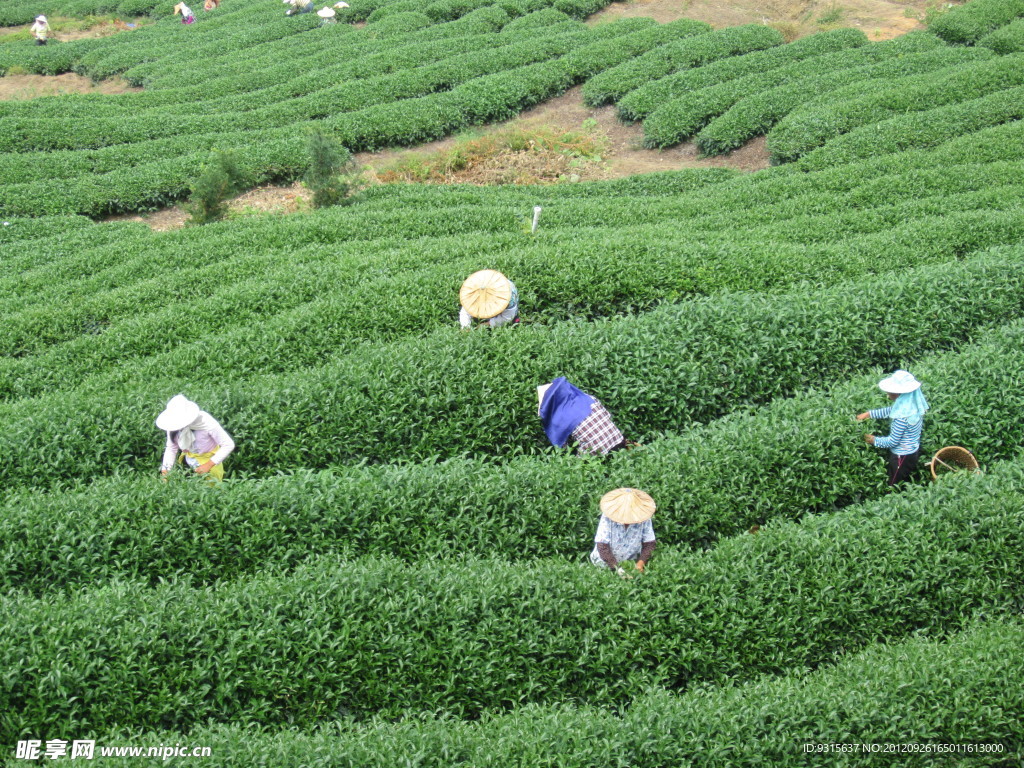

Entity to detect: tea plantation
[1,0,1024,763]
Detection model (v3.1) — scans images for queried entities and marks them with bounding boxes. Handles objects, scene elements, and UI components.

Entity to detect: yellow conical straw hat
[460,269,511,320]
[600,488,656,524]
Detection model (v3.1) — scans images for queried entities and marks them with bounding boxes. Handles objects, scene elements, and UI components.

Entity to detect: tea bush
[929,0,1024,44]
[3,452,1022,736]
[81,618,1024,767]
[641,33,949,147]
[767,53,1024,163]
[581,23,784,106]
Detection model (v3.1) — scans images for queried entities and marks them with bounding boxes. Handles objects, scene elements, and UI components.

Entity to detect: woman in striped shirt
[857,369,928,486]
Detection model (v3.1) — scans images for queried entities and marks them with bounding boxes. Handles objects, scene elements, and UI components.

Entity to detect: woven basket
[929,446,981,481]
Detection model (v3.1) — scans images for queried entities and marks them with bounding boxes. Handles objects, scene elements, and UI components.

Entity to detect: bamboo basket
[929,446,981,481]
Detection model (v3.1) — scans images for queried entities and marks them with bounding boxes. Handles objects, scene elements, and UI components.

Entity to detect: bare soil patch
[106,86,768,230]
[359,85,769,185]
[0,73,140,100]
[106,182,311,232]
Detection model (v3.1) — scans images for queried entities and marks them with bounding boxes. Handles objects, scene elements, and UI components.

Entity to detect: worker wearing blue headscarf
[857,369,929,486]
[537,377,627,456]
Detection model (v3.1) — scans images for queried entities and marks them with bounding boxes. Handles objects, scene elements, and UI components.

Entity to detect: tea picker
[284,0,315,15]
[537,377,629,456]
[157,394,235,480]
[590,488,657,574]
[856,369,928,486]
[30,15,50,44]
[173,2,196,22]
[459,269,520,329]
[317,6,336,22]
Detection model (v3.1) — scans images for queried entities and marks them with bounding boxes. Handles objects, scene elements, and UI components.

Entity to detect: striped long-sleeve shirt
[869,406,922,455]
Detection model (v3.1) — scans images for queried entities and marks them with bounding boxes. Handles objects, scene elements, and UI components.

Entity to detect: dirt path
[0,72,140,99]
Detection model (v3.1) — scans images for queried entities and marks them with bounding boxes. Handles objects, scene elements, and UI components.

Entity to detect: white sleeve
[208,420,235,465]
[459,306,472,328]
[161,432,179,473]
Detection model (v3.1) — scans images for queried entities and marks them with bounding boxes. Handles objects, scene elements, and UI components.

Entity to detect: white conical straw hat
[155,394,200,431]
[600,488,655,524]
[459,269,511,320]
[317,6,335,16]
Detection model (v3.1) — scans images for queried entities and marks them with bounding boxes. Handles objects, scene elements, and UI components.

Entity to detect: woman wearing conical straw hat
[590,488,657,574]
[459,269,520,329]
[537,377,627,456]
[157,395,235,480]
[316,6,336,22]
[856,369,928,487]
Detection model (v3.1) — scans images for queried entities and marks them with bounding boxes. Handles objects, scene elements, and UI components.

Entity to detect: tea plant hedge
[767,53,1024,163]
[581,23,784,106]
[798,85,1024,169]
[4,4,1024,757]
[81,617,1024,767]
[641,33,950,147]
[696,46,993,156]
[979,16,1024,51]
[929,0,1024,44]
[3,451,1022,735]
[6,287,1024,592]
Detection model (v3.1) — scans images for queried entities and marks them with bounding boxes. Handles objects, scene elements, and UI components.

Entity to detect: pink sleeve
[209,422,235,465]
[161,432,179,473]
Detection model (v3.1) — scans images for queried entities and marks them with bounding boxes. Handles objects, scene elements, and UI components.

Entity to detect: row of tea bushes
[581,23,786,106]
[798,84,1024,169]
[83,617,1024,767]
[696,47,998,156]
[3,196,1024,401]
[766,53,1024,163]
[4,251,1024,487]
[6,304,1024,591]
[929,0,1024,44]
[612,28,932,123]
[3,453,1021,735]
[640,38,983,148]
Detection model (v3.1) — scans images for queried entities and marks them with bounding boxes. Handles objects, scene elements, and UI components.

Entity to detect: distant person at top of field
[857,369,929,487]
[538,377,628,456]
[173,2,196,22]
[459,269,520,329]
[317,6,336,23]
[590,488,657,574]
[284,0,315,15]
[203,0,220,10]
[157,394,235,481]
[30,15,50,45]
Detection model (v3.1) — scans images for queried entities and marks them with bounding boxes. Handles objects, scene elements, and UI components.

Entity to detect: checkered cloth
[572,401,625,456]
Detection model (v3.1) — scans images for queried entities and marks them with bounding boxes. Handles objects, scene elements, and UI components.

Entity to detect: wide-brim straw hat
[333,1,349,7]
[317,6,335,16]
[155,394,200,431]
[878,369,922,394]
[36,15,47,21]
[600,488,656,525]
[460,269,511,320]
